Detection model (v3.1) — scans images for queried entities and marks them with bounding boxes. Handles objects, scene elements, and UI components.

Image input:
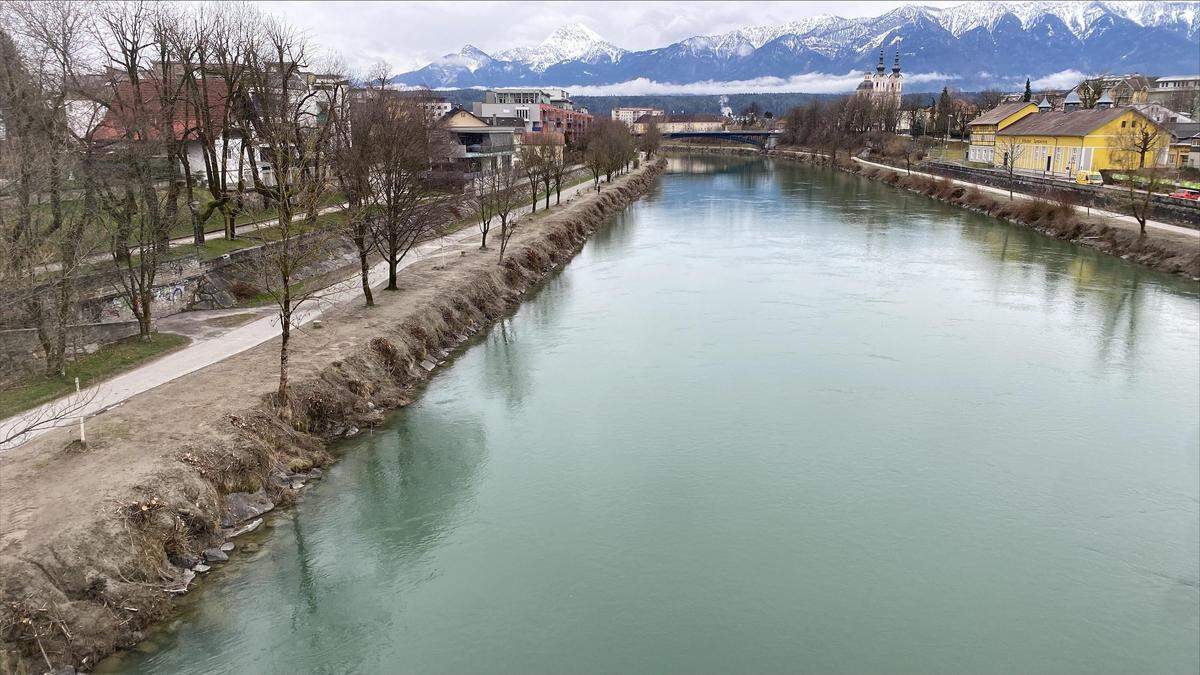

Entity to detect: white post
[76,377,85,445]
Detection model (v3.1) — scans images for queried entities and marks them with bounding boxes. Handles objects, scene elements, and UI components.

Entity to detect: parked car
[1168,188,1200,201]
[1075,170,1104,185]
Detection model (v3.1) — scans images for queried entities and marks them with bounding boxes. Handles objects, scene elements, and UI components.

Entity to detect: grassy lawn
[0,332,190,419]
[23,188,345,244]
[201,312,259,328]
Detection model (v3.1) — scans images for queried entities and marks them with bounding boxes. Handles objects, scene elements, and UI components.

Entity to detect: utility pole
[76,377,86,446]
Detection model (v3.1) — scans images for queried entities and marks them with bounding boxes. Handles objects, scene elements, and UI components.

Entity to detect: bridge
[643,129,782,150]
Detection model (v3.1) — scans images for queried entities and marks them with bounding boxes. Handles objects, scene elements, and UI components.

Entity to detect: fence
[924,161,1200,229]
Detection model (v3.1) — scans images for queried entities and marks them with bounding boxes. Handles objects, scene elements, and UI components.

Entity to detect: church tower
[888,50,903,102]
[857,49,902,107]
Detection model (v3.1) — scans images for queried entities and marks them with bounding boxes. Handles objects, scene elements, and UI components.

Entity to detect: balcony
[464,141,515,157]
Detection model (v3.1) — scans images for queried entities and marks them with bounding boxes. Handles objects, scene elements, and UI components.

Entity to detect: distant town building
[988,105,1169,176]
[1148,74,1200,119]
[1086,74,1152,106]
[349,88,452,122]
[856,50,902,106]
[1165,122,1200,167]
[436,108,521,176]
[967,101,1039,164]
[611,106,664,127]
[472,88,592,140]
[632,113,725,134]
[1129,102,1193,125]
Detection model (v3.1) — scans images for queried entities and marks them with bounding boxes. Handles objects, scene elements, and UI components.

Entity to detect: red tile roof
[92,79,236,143]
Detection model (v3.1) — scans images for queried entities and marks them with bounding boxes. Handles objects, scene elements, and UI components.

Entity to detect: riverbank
[666,146,1200,279]
[0,159,666,672]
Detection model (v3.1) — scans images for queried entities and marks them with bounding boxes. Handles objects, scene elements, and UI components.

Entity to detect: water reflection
[111,154,1200,675]
[481,317,534,409]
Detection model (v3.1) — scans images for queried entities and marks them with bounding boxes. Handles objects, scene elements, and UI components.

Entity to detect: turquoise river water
[109,156,1200,673]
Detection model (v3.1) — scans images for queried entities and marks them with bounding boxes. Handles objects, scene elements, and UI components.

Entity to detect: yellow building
[992,106,1169,176]
[967,101,1039,164]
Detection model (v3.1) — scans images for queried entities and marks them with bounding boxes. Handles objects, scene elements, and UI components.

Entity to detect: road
[1,172,610,450]
[853,157,1200,239]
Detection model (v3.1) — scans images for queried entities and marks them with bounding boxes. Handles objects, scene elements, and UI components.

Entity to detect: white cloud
[1031,69,1088,90]
[557,71,955,96]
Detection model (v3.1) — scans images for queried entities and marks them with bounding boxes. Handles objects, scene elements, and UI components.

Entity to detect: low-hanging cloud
[1031,69,1089,90]
[555,71,956,96]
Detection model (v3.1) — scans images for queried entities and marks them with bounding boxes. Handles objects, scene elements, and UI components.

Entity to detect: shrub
[228,280,263,302]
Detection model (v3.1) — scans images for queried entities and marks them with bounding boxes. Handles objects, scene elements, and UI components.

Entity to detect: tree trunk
[137,293,153,340]
[360,248,374,307]
[387,253,398,290]
[278,314,291,420]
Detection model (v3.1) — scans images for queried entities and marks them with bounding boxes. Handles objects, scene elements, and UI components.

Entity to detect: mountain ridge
[394,1,1200,92]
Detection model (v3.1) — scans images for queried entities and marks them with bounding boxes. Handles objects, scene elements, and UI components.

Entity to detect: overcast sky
[259,1,960,74]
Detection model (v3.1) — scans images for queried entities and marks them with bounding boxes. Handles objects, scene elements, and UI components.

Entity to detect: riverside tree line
[0,1,646,436]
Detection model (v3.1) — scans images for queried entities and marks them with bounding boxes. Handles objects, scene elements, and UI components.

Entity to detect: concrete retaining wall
[0,320,145,383]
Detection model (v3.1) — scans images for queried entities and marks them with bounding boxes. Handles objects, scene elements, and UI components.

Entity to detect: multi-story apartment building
[611,106,664,127]
[473,88,593,141]
[631,113,725,134]
[1149,75,1200,119]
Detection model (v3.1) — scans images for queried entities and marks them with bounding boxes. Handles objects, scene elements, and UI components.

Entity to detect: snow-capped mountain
[393,1,1200,91]
[496,23,625,72]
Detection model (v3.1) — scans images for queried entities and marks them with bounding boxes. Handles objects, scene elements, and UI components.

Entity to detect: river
[109,155,1200,673]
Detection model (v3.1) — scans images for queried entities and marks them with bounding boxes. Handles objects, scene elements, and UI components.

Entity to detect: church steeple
[892,50,901,75]
[876,49,885,74]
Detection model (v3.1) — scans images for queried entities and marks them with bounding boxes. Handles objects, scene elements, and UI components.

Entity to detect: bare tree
[492,164,521,263]
[977,89,1005,110]
[171,4,262,242]
[472,171,496,250]
[1113,118,1169,235]
[89,3,189,340]
[239,19,341,417]
[639,124,662,157]
[517,140,545,211]
[0,386,98,449]
[366,92,459,291]
[3,1,106,372]
[549,141,573,206]
[332,66,387,307]
[902,137,931,175]
[521,132,561,209]
[995,136,1025,199]
[1076,75,1109,109]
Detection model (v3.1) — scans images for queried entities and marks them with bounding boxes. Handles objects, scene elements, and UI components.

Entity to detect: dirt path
[0,161,662,671]
[2,172,609,450]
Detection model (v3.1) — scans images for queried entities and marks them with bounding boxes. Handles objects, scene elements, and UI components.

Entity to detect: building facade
[612,106,664,127]
[632,113,725,134]
[437,108,521,176]
[992,106,1169,176]
[473,88,592,141]
[855,50,902,106]
[967,101,1039,164]
[1148,75,1200,119]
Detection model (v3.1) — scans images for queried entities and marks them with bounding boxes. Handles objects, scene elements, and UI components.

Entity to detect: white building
[611,106,664,127]
[855,50,902,106]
